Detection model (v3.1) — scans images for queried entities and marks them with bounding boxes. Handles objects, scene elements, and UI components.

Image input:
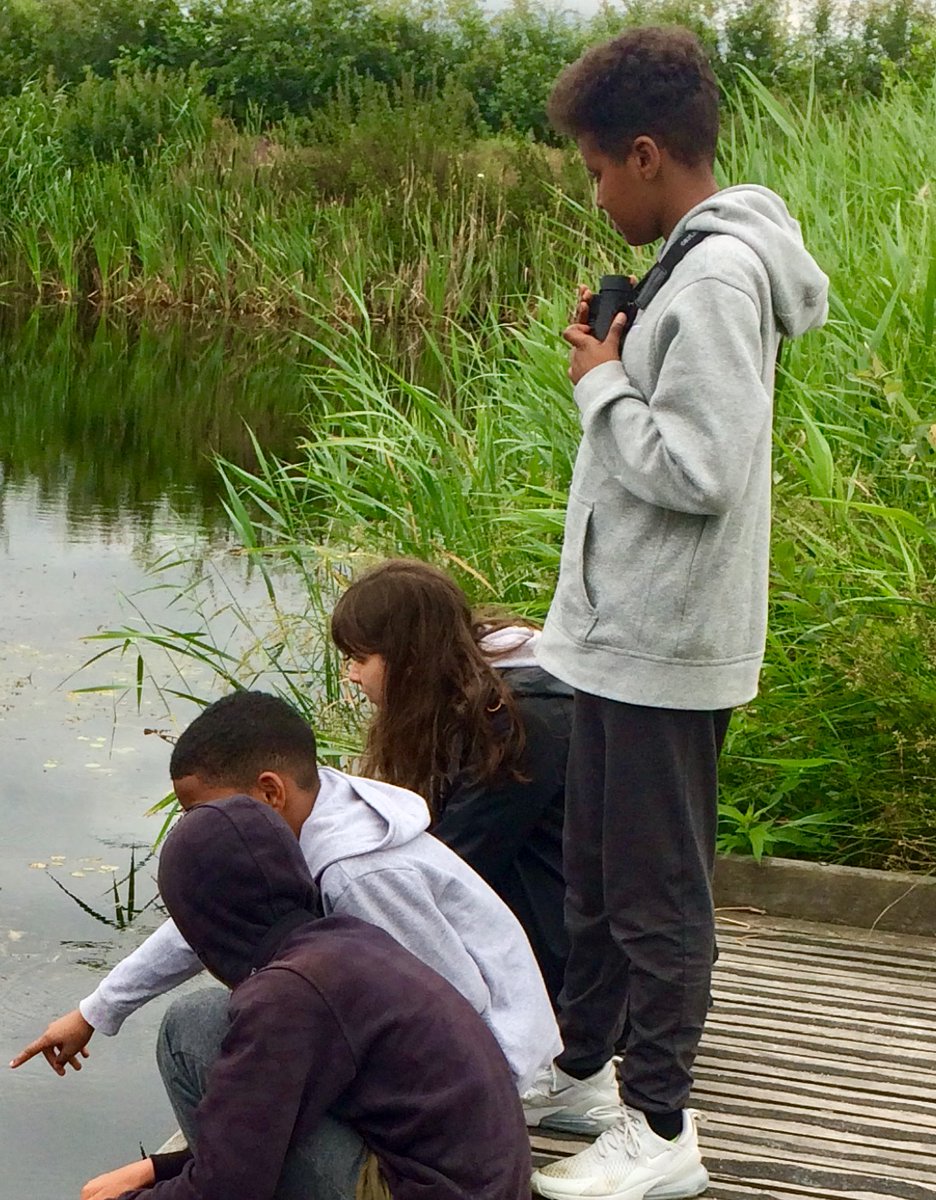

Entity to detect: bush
[4,0,936,129]
[56,66,218,166]
[273,74,480,198]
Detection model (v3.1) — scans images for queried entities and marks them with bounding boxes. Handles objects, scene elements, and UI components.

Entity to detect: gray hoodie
[80,767,560,1091]
[538,185,829,710]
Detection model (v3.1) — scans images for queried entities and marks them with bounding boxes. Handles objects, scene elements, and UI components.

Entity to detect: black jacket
[433,666,571,1005]
[129,796,531,1200]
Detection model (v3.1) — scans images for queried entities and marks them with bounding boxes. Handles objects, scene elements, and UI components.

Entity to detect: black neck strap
[634,229,714,312]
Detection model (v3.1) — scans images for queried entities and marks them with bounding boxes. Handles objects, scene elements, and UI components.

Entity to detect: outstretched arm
[10,918,203,1077]
[79,918,205,1035]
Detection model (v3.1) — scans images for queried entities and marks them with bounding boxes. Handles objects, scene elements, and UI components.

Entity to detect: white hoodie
[80,766,560,1090]
[539,185,829,709]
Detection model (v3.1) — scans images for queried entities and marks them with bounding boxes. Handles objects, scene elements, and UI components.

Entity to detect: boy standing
[528,27,828,1199]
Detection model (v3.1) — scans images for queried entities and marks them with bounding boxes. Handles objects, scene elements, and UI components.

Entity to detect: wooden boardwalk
[532,913,936,1200]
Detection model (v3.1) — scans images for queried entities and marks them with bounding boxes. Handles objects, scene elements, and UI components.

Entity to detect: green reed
[75,76,936,868]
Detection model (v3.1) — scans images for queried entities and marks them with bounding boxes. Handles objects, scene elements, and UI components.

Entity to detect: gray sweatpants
[555,693,731,1114]
[156,988,367,1200]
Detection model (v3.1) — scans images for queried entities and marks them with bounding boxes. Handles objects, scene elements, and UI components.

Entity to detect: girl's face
[346,652,387,706]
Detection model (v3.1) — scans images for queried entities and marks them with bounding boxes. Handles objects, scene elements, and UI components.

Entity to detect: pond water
[0,306,310,1197]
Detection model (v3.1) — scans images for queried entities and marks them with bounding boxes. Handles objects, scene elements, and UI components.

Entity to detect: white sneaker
[530,1107,708,1200]
[522,1060,624,1136]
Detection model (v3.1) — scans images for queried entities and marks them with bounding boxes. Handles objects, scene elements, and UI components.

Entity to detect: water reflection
[44,846,161,931]
[0,305,310,1195]
[0,305,309,542]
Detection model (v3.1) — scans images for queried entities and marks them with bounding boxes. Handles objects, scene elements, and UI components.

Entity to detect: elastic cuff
[78,994,120,1036]
[573,360,630,414]
[151,1149,192,1181]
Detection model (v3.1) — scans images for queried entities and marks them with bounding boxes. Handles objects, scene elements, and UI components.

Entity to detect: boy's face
[172,770,318,838]
[578,133,663,247]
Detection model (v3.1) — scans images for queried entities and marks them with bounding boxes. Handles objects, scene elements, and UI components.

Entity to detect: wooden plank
[694,1047,936,1099]
[703,1152,936,1200]
[712,964,936,1003]
[692,1076,936,1127]
[708,993,936,1035]
[715,936,936,974]
[697,1111,936,1165]
[702,1009,936,1055]
[699,1139,936,1189]
[712,964,936,1006]
[692,1089,936,1130]
[710,992,936,1033]
[532,914,936,1200]
[532,1137,936,1200]
[705,1183,905,1200]
[716,930,936,964]
[716,939,936,975]
[718,917,936,946]
[700,1025,936,1057]
[698,1030,936,1064]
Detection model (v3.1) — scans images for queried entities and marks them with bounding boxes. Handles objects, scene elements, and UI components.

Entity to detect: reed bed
[70,76,936,867]
[0,72,581,315]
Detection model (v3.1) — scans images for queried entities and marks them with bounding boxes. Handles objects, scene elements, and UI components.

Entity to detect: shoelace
[595,1109,643,1162]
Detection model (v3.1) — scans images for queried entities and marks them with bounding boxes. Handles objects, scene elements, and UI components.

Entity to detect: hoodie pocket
[556,491,599,639]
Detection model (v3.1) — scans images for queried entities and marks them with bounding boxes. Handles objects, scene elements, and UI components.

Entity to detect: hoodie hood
[300,766,430,882]
[667,184,829,339]
[476,626,572,696]
[157,796,321,987]
[478,625,541,668]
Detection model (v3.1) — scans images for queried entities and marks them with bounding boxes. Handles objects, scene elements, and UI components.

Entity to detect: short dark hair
[547,26,719,167]
[170,691,319,791]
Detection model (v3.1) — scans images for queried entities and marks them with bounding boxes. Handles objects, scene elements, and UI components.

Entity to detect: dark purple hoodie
[120,796,530,1200]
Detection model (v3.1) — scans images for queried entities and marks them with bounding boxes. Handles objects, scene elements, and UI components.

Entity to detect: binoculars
[586,275,638,340]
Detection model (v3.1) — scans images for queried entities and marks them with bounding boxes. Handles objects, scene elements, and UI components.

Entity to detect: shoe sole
[527,1110,622,1136]
[532,1164,709,1200]
[646,1166,710,1199]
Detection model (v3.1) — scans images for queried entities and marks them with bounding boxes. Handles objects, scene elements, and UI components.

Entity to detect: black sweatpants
[556,692,731,1115]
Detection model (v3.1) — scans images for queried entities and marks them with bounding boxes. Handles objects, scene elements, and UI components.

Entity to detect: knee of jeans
[157,987,230,1074]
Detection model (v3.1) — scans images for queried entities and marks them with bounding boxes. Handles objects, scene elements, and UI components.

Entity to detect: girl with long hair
[331,557,572,1005]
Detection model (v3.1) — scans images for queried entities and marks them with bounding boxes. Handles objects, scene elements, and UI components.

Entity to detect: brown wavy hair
[330,559,526,808]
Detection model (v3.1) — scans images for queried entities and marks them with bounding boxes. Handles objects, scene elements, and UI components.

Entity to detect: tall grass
[0,69,588,314]
[82,76,936,867]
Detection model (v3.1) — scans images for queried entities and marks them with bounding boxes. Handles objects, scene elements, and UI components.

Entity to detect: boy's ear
[631,135,663,179]
[255,770,288,811]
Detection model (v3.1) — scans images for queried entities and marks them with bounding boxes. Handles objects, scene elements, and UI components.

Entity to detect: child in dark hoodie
[79,796,531,1200]
[527,25,829,1200]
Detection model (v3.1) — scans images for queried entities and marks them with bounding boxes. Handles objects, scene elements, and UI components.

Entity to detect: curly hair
[547,26,719,167]
[331,559,526,810]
